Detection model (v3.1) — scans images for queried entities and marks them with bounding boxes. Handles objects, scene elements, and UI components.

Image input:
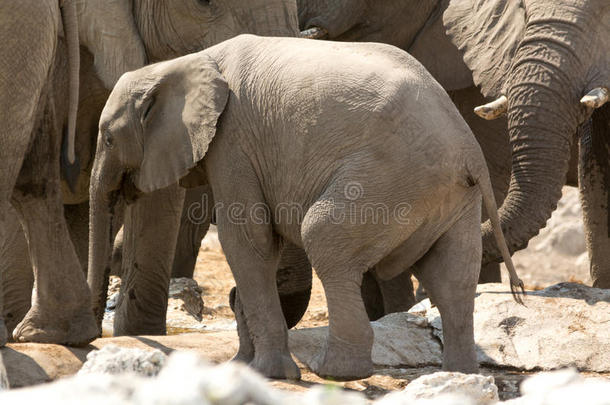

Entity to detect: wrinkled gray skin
[298,0,610,298]
[89,35,522,379]
[1,0,307,339]
[0,0,99,346]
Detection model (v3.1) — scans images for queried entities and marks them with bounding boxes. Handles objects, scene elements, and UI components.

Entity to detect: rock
[168,278,205,322]
[0,349,498,405]
[379,392,476,405]
[106,276,122,310]
[78,345,167,377]
[424,283,610,372]
[289,312,442,369]
[505,369,610,405]
[518,368,582,397]
[0,352,8,390]
[138,351,286,405]
[0,351,290,405]
[2,332,238,389]
[298,385,368,405]
[384,372,498,405]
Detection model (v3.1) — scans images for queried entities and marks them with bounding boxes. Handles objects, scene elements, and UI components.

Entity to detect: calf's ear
[134,53,229,193]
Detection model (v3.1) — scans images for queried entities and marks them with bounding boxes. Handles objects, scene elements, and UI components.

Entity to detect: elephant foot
[249,350,301,380]
[314,337,373,381]
[0,320,7,347]
[12,305,98,346]
[231,347,254,364]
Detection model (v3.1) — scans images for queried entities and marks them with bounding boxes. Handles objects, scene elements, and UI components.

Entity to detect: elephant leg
[0,207,34,339]
[216,208,299,379]
[229,288,255,363]
[478,263,501,283]
[301,199,374,381]
[375,269,416,314]
[11,142,97,345]
[412,204,480,374]
[114,184,184,336]
[228,242,312,341]
[579,107,610,288]
[275,243,312,328]
[171,185,212,279]
[0,2,56,348]
[361,269,416,321]
[64,202,90,273]
[360,271,385,321]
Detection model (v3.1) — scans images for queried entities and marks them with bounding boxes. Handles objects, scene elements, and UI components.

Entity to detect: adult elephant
[0,0,98,346]
[2,0,310,339]
[298,0,610,311]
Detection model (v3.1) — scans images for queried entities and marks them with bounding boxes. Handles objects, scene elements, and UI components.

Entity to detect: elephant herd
[0,0,608,381]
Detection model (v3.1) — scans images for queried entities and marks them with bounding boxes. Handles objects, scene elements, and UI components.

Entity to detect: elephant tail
[60,0,79,165]
[467,155,526,305]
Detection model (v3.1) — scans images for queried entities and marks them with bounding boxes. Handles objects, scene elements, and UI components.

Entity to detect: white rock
[289,312,442,369]
[296,385,367,405]
[381,372,498,405]
[505,369,610,405]
[0,373,137,405]
[519,368,582,396]
[425,283,610,372]
[379,392,476,405]
[135,352,286,405]
[78,345,167,377]
[0,351,290,405]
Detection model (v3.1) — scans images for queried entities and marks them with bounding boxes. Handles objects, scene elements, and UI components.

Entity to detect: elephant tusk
[580,87,609,109]
[300,26,329,40]
[474,96,508,120]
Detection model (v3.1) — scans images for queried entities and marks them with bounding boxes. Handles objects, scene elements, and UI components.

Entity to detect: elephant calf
[88,35,524,380]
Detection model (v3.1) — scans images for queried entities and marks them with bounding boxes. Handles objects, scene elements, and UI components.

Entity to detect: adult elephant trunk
[482,10,587,262]
[59,0,79,164]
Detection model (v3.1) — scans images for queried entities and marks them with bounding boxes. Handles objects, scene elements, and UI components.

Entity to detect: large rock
[0,350,493,405]
[78,345,167,377]
[423,283,610,371]
[505,369,610,405]
[389,372,498,405]
[1,332,238,389]
[289,312,442,369]
[377,372,498,405]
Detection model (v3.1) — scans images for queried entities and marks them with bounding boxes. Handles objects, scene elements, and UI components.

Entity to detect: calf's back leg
[412,203,481,373]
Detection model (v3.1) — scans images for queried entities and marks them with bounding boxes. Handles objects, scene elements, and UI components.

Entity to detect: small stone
[78,345,167,377]
[391,372,498,405]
